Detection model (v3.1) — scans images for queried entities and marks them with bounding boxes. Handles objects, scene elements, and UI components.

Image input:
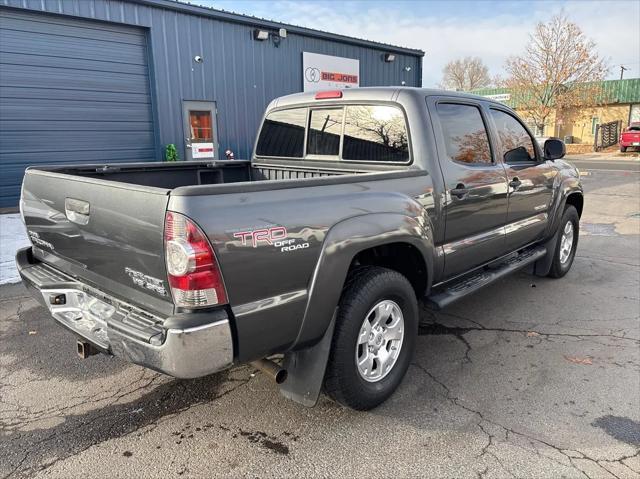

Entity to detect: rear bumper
[16,247,234,379]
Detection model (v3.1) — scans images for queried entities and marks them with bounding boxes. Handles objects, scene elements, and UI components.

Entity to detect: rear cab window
[255,103,410,164]
[255,108,307,158]
[343,105,409,163]
[307,108,343,157]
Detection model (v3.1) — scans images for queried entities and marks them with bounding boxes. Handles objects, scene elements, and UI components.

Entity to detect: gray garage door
[0,9,155,207]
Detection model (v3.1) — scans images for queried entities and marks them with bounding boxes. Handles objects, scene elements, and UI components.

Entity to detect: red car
[620,122,640,152]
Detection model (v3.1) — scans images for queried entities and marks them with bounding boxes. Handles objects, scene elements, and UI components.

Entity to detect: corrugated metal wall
[1,0,421,163]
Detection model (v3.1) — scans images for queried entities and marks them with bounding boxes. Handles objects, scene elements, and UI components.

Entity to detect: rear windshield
[255,109,306,158]
[255,104,410,163]
[627,125,640,131]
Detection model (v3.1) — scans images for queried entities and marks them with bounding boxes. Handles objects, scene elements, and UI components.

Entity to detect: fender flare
[290,212,435,350]
[545,175,583,239]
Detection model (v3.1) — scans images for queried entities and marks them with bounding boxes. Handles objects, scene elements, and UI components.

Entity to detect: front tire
[324,266,418,410]
[548,205,579,278]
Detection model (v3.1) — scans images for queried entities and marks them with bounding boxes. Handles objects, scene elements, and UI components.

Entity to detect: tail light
[164,212,227,308]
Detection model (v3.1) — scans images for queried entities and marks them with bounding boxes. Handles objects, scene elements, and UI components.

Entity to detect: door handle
[65,198,90,225]
[509,177,522,189]
[450,183,468,199]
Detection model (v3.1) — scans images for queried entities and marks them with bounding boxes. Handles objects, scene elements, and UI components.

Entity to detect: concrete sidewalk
[0,214,29,285]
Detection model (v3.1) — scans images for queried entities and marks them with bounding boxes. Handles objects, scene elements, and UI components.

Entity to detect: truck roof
[271,86,502,109]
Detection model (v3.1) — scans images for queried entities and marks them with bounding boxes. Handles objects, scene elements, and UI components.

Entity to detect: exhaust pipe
[250,358,288,384]
[77,341,99,359]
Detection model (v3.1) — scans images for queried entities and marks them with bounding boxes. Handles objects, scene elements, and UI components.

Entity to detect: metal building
[0,0,424,207]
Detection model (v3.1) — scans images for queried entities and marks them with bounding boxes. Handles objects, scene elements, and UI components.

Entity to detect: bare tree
[440,57,492,91]
[505,14,608,134]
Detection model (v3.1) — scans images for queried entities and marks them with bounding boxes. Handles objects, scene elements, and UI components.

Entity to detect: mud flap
[533,227,561,277]
[279,312,336,407]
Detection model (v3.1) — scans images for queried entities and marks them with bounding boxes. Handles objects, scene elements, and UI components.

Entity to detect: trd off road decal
[233,226,309,252]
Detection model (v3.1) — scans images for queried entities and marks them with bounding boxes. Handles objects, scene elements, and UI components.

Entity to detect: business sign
[303,52,359,92]
[483,93,511,103]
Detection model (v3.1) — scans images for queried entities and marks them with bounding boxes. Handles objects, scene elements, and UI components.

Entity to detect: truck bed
[30,160,375,190]
[21,159,420,319]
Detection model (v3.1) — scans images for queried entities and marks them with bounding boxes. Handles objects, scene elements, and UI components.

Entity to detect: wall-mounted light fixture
[253,29,269,41]
[404,66,411,72]
[253,28,287,47]
[383,53,396,63]
[193,55,203,63]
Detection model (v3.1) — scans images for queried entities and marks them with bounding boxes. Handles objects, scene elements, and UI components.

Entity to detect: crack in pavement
[410,362,640,479]
[576,255,640,269]
[419,309,640,344]
[0,369,160,433]
[0,368,254,479]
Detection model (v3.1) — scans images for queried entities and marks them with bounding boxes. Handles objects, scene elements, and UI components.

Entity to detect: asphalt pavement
[1,161,639,478]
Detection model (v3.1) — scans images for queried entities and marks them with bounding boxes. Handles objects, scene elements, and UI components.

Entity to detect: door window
[307,108,343,156]
[343,105,409,162]
[490,109,536,163]
[437,103,492,165]
[189,111,213,141]
[256,108,307,158]
[525,119,544,137]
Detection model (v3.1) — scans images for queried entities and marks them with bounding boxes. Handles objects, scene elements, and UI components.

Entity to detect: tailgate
[21,169,173,315]
[624,131,640,142]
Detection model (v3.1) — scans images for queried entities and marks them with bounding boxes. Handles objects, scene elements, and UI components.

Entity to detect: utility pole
[620,65,628,80]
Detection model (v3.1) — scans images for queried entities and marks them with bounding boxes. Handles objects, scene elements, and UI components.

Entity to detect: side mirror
[504,146,532,163]
[544,138,565,160]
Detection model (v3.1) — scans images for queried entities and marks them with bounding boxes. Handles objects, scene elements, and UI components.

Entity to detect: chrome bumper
[16,248,234,379]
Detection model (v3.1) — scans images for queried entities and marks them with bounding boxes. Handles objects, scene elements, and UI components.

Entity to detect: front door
[182,101,218,161]
[430,99,510,279]
[488,108,556,251]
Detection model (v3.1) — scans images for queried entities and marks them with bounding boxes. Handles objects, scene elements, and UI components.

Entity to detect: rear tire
[620,146,627,152]
[324,266,418,410]
[548,205,579,278]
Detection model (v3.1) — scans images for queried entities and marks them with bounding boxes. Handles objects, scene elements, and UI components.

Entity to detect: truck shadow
[0,299,129,382]
[1,372,234,478]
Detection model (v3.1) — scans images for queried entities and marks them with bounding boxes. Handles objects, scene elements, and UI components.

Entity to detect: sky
[194,0,640,87]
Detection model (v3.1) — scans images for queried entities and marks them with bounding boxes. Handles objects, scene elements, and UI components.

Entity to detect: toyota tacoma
[17,87,583,410]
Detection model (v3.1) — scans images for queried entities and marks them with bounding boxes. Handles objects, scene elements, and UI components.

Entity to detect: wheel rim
[355,300,405,383]
[559,220,574,264]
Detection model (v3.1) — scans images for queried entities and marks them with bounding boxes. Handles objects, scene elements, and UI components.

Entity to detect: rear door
[428,98,509,278]
[488,108,555,251]
[21,169,172,315]
[183,101,219,161]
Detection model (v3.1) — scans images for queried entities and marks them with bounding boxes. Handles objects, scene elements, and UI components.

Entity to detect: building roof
[472,78,640,107]
[130,0,425,57]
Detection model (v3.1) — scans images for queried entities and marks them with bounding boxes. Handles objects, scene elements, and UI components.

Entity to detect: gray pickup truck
[17,87,583,410]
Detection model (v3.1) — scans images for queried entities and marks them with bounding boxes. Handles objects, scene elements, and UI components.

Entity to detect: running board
[427,246,547,310]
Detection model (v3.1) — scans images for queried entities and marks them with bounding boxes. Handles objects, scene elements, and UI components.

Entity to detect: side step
[427,246,546,310]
